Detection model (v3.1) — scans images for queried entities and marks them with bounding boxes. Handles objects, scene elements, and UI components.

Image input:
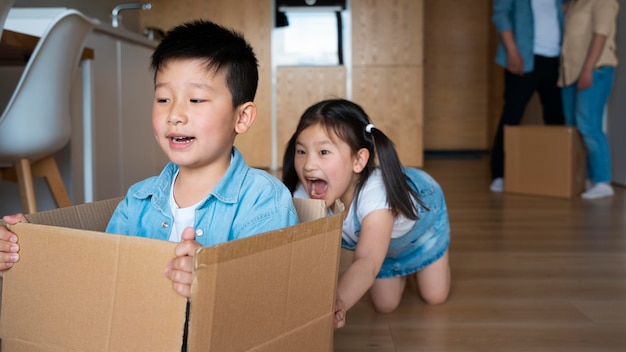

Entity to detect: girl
[282,99,451,328]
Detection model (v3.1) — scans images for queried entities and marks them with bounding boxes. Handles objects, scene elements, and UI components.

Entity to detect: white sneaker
[581,182,614,200]
[490,177,504,192]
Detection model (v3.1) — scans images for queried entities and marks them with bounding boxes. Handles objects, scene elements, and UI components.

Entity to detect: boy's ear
[353,148,370,173]
[234,102,257,134]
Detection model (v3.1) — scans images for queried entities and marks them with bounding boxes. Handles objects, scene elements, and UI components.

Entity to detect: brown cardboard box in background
[504,125,586,198]
[0,197,343,351]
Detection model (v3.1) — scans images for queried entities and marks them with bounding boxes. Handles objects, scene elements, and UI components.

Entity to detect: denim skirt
[341,167,450,279]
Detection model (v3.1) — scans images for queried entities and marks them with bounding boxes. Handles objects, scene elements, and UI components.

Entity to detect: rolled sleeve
[592,0,618,36]
[492,0,514,33]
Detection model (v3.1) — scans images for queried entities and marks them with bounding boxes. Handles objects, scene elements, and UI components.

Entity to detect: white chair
[0,0,15,39]
[0,9,97,213]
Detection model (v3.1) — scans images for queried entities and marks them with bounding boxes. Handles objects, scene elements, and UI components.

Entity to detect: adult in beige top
[558,0,619,199]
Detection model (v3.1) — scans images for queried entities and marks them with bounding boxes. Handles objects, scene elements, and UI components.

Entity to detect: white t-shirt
[168,171,202,242]
[294,169,416,243]
[166,155,232,242]
[531,0,561,57]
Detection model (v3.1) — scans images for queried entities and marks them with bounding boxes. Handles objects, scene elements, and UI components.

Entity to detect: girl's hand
[0,214,27,276]
[165,227,200,298]
[334,292,346,328]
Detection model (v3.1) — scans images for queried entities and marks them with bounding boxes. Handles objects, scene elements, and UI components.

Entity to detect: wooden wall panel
[351,0,423,66]
[424,0,491,151]
[352,66,423,167]
[351,0,423,167]
[276,66,347,166]
[141,0,272,167]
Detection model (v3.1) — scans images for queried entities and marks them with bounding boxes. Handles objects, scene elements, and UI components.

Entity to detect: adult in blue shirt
[489,0,567,192]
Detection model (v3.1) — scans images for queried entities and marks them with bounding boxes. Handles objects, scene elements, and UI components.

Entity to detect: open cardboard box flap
[0,197,343,352]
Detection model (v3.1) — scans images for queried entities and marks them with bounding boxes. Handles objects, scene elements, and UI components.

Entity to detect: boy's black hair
[150,20,259,108]
[282,99,427,220]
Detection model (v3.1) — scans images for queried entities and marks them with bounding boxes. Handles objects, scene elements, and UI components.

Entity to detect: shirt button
[196,229,204,237]
[161,222,169,228]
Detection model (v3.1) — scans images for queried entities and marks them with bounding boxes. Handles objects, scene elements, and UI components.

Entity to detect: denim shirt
[492,0,566,73]
[105,147,299,246]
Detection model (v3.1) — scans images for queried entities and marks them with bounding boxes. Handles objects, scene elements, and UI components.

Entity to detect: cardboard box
[0,197,343,351]
[504,125,587,198]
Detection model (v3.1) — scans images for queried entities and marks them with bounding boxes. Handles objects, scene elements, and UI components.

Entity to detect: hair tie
[365,123,375,134]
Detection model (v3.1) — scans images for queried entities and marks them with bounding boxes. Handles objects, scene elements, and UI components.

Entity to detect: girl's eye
[320,150,330,155]
[156,98,170,103]
[190,99,206,103]
[295,149,305,155]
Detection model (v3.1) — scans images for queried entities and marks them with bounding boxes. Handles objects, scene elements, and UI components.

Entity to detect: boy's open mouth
[169,136,195,144]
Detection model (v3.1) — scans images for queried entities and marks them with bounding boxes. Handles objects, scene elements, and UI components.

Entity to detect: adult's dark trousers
[490,55,565,180]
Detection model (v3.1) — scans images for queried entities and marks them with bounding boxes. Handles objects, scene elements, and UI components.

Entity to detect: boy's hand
[0,214,27,276]
[165,227,201,298]
[334,292,346,328]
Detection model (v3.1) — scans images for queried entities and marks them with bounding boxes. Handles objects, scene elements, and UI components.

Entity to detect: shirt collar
[133,147,249,206]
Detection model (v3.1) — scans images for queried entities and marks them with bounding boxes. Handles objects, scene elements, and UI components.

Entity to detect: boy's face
[293,123,366,208]
[152,59,239,171]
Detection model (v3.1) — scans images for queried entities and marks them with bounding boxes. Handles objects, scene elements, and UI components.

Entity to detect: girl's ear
[353,148,370,173]
[234,102,257,134]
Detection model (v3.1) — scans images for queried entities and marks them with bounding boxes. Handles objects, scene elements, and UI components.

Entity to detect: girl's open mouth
[307,178,328,199]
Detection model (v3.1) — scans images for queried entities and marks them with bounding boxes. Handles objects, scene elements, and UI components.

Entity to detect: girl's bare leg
[369,250,450,312]
[369,276,407,313]
[415,250,450,305]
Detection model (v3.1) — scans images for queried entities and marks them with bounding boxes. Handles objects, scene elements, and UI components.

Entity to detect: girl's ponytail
[366,125,426,220]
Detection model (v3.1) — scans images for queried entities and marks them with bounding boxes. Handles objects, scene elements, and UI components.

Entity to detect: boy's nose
[167,104,187,125]
[167,114,183,125]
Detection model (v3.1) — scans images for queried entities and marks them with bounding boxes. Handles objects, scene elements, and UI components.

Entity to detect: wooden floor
[333,156,626,352]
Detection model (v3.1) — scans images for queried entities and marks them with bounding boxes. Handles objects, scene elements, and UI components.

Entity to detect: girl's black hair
[282,99,427,220]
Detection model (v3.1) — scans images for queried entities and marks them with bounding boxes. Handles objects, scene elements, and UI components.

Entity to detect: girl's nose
[302,155,317,171]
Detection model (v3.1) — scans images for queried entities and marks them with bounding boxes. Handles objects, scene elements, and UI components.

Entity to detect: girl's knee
[416,251,451,305]
[421,289,449,305]
[369,278,405,313]
[372,298,401,314]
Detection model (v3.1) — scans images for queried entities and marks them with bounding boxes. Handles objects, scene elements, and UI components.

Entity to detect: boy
[0,20,298,299]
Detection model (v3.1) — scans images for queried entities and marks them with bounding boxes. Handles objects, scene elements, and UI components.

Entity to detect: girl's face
[294,123,368,208]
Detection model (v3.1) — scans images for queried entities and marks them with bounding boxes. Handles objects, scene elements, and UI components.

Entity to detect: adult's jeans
[490,55,565,180]
[561,66,615,183]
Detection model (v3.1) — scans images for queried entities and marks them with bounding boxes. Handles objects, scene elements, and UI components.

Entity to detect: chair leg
[14,158,38,214]
[31,155,71,209]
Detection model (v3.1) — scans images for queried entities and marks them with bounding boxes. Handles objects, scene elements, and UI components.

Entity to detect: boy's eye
[190,99,206,103]
[156,98,170,103]
[320,150,330,155]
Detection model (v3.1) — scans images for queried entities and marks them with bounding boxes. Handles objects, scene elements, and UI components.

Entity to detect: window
[273,1,346,66]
